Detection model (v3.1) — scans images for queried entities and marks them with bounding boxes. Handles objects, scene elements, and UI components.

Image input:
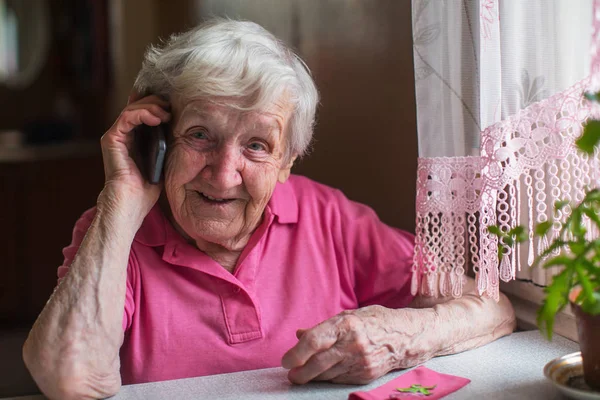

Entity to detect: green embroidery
[395,384,437,396]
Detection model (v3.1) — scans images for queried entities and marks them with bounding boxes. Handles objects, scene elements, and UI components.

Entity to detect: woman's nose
[201,146,243,190]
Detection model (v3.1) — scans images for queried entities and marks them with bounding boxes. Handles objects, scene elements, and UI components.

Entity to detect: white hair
[134,18,319,159]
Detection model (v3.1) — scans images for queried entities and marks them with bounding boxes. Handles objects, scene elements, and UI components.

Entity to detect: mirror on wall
[0,0,50,89]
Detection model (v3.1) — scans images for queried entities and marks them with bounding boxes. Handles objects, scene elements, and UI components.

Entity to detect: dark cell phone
[135,123,167,184]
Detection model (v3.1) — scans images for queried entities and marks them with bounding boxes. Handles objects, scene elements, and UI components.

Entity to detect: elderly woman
[23,19,515,399]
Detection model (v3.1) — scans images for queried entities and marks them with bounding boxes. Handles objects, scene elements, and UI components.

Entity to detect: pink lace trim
[413,77,600,300]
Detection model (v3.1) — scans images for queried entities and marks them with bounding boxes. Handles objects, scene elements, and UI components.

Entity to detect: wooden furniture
[0,142,104,325]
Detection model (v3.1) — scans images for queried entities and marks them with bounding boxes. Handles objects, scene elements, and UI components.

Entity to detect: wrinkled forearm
[281,283,515,385]
[23,189,143,400]
[427,290,516,356]
[395,279,516,365]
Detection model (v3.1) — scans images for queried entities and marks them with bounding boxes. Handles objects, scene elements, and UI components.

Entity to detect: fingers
[100,94,172,182]
[312,361,347,382]
[116,106,171,135]
[326,361,384,385]
[282,323,339,370]
[287,347,343,384]
[284,307,398,385]
[108,101,171,144]
[288,347,383,385]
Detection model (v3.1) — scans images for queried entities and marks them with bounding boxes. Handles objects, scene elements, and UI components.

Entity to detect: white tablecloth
[5,330,578,400]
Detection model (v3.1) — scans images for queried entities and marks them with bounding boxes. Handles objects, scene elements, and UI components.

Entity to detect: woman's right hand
[99,94,171,220]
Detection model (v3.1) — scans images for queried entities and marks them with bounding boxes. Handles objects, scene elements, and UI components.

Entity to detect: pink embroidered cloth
[348,366,470,400]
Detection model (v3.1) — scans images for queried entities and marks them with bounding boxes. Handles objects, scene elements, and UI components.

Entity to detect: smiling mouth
[197,191,236,205]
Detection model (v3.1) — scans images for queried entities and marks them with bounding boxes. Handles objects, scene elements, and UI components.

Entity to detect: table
[4,330,579,400]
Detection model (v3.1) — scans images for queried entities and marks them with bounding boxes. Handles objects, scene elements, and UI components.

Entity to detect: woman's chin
[187,221,245,247]
[174,200,260,249]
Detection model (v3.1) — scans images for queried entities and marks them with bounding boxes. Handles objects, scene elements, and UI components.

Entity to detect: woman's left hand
[281,305,435,385]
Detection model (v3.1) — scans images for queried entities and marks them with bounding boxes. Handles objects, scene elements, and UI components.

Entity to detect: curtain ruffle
[413,77,600,300]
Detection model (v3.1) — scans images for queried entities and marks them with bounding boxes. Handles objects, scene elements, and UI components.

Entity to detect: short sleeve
[57,207,136,331]
[334,192,415,309]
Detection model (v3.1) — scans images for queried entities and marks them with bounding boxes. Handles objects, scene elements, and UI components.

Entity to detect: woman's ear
[278,155,298,183]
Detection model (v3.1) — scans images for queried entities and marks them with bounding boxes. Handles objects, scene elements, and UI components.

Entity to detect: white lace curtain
[412,0,600,300]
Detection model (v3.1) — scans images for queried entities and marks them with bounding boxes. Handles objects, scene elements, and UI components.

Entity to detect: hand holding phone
[135,123,167,184]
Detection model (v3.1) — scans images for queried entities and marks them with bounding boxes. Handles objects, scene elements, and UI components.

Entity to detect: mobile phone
[135,123,167,184]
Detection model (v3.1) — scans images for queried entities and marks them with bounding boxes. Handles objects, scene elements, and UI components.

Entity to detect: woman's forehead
[175,97,291,129]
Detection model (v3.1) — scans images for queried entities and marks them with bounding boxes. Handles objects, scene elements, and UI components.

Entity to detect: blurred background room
[0,0,417,396]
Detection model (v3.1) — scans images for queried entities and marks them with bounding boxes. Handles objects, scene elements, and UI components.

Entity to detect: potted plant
[488,95,600,390]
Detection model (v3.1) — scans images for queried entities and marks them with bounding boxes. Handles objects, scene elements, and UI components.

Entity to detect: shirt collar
[267,178,298,224]
[133,205,168,247]
[133,178,298,247]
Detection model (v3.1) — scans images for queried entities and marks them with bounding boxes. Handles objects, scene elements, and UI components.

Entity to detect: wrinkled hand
[100,93,171,217]
[281,305,434,385]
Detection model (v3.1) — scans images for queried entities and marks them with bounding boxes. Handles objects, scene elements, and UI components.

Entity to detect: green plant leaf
[568,241,587,255]
[539,240,566,261]
[569,209,586,237]
[581,259,600,277]
[583,208,600,229]
[509,226,525,236]
[581,292,600,315]
[537,270,570,340]
[535,221,553,236]
[577,120,600,155]
[554,200,570,211]
[584,189,600,203]
[542,256,572,269]
[584,91,600,103]
[487,225,502,236]
[574,264,595,303]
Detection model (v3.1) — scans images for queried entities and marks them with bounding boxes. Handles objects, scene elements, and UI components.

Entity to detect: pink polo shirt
[58,175,415,384]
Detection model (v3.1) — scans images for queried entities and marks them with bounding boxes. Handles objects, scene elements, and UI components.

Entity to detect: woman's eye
[248,142,267,152]
[192,130,208,140]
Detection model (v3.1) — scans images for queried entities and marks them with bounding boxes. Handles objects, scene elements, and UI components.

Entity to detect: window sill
[501,280,578,342]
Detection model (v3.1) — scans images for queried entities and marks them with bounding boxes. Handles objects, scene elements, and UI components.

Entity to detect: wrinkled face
[164,97,294,250]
